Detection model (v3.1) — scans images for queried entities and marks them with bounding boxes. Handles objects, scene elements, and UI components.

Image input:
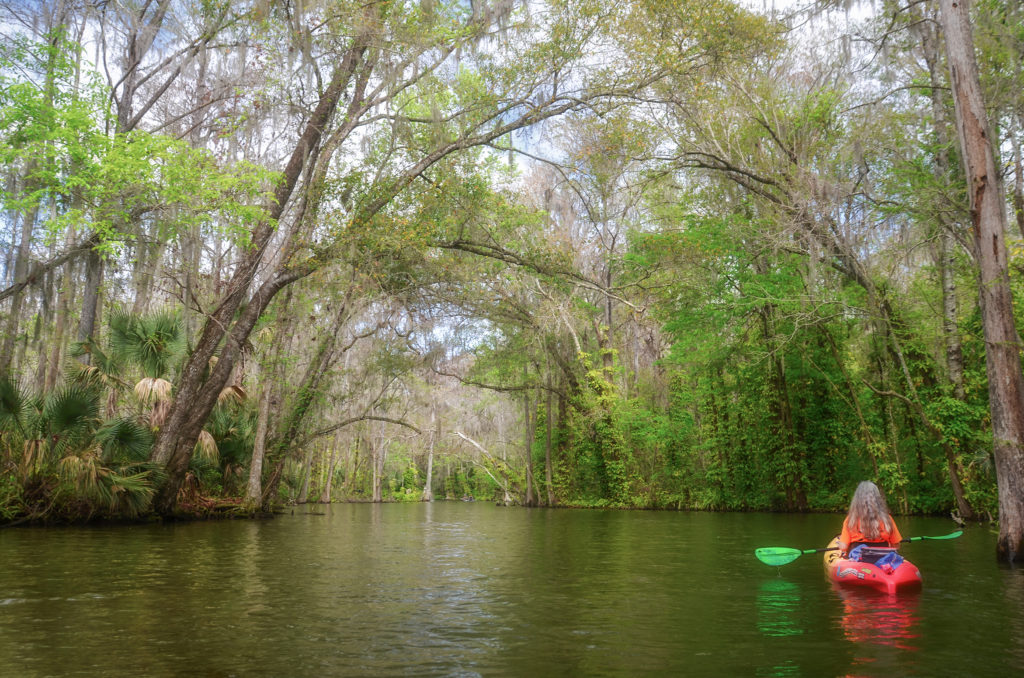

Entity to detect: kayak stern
[823,537,922,595]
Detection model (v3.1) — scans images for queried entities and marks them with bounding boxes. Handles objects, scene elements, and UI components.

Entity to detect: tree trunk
[344,438,361,496]
[75,249,103,363]
[422,440,435,502]
[45,272,71,393]
[244,379,274,509]
[371,436,384,503]
[131,238,165,315]
[319,439,339,504]
[2,172,14,283]
[33,271,54,392]
[940,0,1024,562]
[296,447,314,504]
[939,231,966,399]
[1011,115,1024,241]
[421,405,437,502]
[523,365,536,507]
[545,374,556,506]
[149,33,373,514]
[0,203,38,373]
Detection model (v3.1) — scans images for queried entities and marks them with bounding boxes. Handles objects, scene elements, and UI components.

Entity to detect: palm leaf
[194,429,219,465]
[68,340,125,389]
[58,452,157,517]
[109,309,184,379]
[43,385,101,450]
[134,377,173,403]
[58,450,109,503]
[106,469,156,517]
[94,417,154,463]
[0,377,28,435]
[217,384,247,406]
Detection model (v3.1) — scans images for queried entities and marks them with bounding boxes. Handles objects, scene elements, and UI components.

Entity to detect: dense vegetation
[1,0,1023,559]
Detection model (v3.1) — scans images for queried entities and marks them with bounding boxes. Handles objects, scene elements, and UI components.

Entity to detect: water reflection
[833,586,920,678]
[756,579,804,637]
[1003,567,1024,669]
[0,509,1021,676]
[754,579,806,677]
[834,587,920,649]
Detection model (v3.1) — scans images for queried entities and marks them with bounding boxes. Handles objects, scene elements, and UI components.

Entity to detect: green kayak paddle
[754,530,963,566]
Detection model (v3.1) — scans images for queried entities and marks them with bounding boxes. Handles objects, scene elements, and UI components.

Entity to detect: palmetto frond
[109,309,185,379]
[149,399,171,429]
[58,449,105,494]
[217,384,247,406]
[0,377,28,435]
[205,404,256,471]
[68,341,126,390]
[106,469,157,516]
[134,377,173,403]
[194,430,219,465]
[94,417,154,463]
[44,385,101,436]
[58,451,157,517]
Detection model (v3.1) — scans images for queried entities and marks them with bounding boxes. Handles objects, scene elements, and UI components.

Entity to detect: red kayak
[823,537,922,595]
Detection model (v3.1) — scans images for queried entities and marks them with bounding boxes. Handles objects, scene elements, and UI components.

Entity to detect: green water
[0,504,1020,677]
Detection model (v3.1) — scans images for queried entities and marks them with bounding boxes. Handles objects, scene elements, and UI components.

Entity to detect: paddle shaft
[755,530,963,566]
[818,529,963,551]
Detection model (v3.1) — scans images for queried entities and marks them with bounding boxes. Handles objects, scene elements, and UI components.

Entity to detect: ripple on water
[0,506,1020,677]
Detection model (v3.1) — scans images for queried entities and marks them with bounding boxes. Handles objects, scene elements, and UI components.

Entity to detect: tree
[146,0,660,514]
[939,0,1024,563]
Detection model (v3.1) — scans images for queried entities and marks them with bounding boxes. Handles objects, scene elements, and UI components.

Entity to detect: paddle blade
[903,530,964,543]
[755,547,803,566]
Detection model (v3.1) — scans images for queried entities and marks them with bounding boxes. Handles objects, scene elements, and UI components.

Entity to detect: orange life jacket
[840,516,903,550]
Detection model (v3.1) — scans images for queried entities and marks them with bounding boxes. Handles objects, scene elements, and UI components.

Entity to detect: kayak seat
[848,543,896,564]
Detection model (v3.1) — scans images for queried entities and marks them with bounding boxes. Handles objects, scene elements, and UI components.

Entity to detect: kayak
[823,537,922,595]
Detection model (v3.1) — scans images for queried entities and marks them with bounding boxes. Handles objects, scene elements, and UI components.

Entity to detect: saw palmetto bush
[0,376,162,520]
[103,309,185,429]
[199,402,257,495]
[0,309,253,521]
[0,285,272,522]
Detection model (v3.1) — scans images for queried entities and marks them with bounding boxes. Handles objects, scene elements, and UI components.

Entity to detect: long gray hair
[847,481,894,539]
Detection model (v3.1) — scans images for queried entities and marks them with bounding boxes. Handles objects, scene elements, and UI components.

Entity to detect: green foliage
[0,473,23,521]
[0,377,29,435]
[94,418,154,464]
[0,305,255,522]
[391,461,423,502]
[0,30,275,261]
[108,309,185,379]
[0,374,162,521]
[41,385,101,457]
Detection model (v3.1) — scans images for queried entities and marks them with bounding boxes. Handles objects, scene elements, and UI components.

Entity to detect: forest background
[2,0,1024,560]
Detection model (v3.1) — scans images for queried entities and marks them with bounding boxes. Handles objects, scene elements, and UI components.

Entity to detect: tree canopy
[2,0,1024,561]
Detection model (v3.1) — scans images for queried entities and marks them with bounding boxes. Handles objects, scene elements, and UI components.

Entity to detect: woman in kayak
[837,481,903,556]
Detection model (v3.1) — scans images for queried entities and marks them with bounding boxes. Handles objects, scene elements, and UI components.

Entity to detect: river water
[0,503,1020,677]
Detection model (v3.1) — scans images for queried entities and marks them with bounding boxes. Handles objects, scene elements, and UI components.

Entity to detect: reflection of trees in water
[1004,569,1024,669]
